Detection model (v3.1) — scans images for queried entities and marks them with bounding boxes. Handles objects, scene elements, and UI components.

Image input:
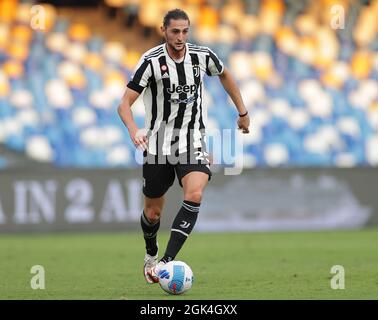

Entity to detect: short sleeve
[205,48,224,77]
[127,57,152,93]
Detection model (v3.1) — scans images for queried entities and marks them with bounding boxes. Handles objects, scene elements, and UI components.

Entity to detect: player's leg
[160,170,209,263]
[142,158,175,283]
[142,195,164,256]
[142,195,165,283]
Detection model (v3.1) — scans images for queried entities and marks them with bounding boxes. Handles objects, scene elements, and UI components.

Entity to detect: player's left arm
[218,67,250,134]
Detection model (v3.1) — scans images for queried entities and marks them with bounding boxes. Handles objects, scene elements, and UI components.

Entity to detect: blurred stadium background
[1,0,378,169]
[0,0,378,299]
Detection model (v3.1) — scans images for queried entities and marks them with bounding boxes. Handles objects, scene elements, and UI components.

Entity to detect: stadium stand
[0,0,378,168]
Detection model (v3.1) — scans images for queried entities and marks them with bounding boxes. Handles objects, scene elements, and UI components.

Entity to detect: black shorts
[142,150,212,198]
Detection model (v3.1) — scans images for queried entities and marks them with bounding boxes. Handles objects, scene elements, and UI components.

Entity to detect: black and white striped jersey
[127,42,224,156]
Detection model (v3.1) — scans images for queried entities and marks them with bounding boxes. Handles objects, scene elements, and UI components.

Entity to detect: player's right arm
[118,56,152,151]
[117,88,147,151]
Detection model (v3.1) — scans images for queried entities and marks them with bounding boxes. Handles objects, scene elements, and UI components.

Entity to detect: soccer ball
[158,261,194,295]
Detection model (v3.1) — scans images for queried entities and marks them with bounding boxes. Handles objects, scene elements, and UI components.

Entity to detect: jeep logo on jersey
[167,83,197,95]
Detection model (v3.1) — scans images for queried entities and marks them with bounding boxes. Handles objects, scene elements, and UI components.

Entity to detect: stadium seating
[0,0,377,168]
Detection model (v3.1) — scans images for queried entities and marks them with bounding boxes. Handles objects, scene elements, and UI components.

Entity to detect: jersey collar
[164,43,189,64]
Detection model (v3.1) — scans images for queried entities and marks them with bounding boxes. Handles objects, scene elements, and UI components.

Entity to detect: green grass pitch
[1,229,377,299]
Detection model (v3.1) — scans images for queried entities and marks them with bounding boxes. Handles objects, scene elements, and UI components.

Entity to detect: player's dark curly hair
[163,9,190,27]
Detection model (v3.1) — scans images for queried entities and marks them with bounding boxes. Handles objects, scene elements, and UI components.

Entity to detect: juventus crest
[193,65,200,77]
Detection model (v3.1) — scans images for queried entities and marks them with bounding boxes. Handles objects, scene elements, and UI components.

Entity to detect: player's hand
[130,127,148,151]
[237,114,250,134]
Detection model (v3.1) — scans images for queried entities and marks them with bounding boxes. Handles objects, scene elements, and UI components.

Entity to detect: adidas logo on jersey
[162,72,169,79]
[167,83,197,95]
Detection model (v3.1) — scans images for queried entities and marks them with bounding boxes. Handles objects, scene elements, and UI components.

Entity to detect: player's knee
[144,206,162,223]
[184,190,202,203]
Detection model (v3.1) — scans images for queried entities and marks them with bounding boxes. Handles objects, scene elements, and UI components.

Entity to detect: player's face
[162,19,190,53]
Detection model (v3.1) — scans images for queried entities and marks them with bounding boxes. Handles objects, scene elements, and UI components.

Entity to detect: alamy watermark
[330,4,345,30]
[30,265,45,289]
[330,265,345,289]
[133,127,245,176]
[30,5,46,30]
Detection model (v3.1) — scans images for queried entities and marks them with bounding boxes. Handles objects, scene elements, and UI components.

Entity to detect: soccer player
[118,9,250,283]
